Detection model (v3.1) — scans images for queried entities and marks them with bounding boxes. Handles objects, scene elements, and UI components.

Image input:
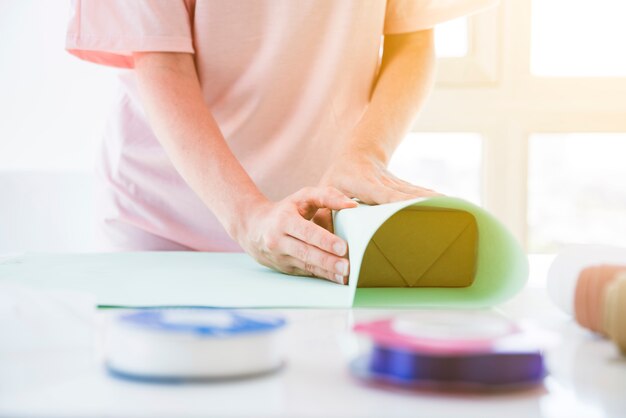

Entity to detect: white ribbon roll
[104,309,286,381]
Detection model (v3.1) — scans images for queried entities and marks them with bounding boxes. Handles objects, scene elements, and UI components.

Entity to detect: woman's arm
[133,52,356,283]
[320,29,439,205]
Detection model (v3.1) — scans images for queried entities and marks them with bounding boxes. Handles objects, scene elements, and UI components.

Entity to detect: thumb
[312,208,334,232]
[294,186,357,217]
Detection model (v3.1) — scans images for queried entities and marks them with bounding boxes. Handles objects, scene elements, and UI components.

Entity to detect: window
[408,0,626,252]
[531,0,626,77]
[389,133,482,205]
[435,6,500,85]
[528,133,626,252]
[435,18,468,58]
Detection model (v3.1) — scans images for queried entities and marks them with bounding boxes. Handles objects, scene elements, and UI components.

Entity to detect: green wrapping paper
[0,197,527,308]
[335,196,528,308]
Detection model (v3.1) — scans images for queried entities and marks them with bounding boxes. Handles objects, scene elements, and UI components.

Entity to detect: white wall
[0,0,118,171]
[0,1,117,251]
[0,172,95,252]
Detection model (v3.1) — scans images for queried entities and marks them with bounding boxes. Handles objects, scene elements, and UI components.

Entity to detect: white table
[1,256,625,418]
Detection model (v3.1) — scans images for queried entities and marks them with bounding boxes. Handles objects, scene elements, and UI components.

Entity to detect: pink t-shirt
[66,0,496,252]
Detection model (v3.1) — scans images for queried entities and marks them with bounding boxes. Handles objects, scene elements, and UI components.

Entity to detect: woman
[66,0,496,284]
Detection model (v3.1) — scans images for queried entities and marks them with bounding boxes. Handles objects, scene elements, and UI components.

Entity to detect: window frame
[414,0,626,250]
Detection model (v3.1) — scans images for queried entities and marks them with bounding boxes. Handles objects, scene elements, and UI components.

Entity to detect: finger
[293,186,357,218]
[358,181,415,205]
[287,216,348,256]
[312,208,334,233]
[386,178,443,197]
[379,172,438,195]
[286,256,347,285]
[280,236,349,283]
[387,174,441,194]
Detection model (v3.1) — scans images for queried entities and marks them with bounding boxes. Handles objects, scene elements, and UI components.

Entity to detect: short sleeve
[66,0,195,69]
[384,0,498,34]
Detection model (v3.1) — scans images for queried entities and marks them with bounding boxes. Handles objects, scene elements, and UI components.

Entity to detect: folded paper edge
[333,197,528,307]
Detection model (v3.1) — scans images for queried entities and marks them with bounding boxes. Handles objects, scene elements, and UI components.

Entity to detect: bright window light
[528,133,626,252]
[531,0,626,76]
[435,17,469,58]
[388,133,482,204]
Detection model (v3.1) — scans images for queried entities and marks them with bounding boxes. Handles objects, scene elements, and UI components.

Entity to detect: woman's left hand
[312,152,442,232]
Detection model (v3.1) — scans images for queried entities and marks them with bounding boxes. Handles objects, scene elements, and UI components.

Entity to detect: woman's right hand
[235,187,358,284]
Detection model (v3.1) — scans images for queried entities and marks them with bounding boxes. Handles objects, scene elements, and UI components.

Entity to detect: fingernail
[335,260,349,276]
[334,274,345,284]
[333,241,347,256]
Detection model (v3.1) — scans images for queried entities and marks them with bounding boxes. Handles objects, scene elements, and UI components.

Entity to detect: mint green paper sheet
[0,197,528,308]
[334,196,528,308]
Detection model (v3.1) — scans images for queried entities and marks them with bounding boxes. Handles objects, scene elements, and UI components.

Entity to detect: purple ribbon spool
[367,344,545,388]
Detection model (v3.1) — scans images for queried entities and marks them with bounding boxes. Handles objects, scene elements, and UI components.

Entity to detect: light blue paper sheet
[0,197,528,308]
